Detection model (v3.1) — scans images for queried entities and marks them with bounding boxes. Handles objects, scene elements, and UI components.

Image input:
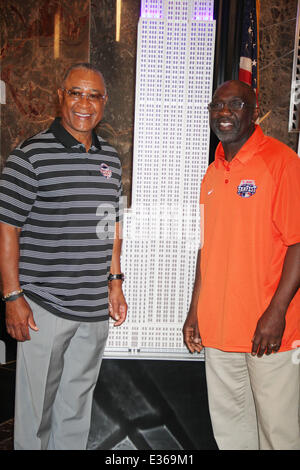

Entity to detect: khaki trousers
[205,347,300,450]
[14,297,109,450]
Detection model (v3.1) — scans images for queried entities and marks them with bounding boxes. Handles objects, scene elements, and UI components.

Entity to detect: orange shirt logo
[237,179,257,198]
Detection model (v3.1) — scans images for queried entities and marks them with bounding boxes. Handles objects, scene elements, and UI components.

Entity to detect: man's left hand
[251,305,286,357]
[108,283,127,326]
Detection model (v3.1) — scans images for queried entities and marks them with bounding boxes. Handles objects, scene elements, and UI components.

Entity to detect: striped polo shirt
[0,118,123,322]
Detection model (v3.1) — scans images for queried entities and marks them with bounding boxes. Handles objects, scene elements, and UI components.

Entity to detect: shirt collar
[48,117,102,151]
[214,125,264,168]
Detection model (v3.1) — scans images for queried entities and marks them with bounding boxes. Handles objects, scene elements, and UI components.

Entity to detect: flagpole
[256,0,260,98]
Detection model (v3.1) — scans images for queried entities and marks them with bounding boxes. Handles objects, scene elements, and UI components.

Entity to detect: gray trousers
[14,297,109,450]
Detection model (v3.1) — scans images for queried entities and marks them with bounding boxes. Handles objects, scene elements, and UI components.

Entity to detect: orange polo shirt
[198,126,300,352]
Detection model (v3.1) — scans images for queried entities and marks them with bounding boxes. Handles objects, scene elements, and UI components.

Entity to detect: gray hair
[62,63,106,91]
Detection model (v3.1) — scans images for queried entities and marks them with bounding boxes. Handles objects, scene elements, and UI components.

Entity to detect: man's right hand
[5,296,38,342]
[182,307,203,354]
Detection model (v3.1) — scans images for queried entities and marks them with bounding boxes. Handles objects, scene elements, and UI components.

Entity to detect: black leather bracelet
[108,273,124,282]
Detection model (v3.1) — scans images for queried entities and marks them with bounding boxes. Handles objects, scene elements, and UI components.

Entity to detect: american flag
[238,0,259,96]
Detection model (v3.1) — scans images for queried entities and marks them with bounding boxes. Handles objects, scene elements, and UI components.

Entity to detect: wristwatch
[108,273,125,282]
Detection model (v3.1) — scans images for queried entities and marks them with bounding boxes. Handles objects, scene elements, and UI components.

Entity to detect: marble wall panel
[259,0,298,151]
[0,0,90,168]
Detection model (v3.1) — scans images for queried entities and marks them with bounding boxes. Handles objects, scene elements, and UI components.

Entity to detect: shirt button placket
[225,165,230,184]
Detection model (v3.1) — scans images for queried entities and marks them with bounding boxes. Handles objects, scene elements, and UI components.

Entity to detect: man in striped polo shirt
[0,63,127,450]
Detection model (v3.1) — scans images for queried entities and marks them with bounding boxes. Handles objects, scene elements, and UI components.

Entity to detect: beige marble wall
[0,0,90,168]
[259,0,298,151]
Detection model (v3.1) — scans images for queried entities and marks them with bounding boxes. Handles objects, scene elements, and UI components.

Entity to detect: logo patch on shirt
[99,163,112,179]
[237,180,257,198]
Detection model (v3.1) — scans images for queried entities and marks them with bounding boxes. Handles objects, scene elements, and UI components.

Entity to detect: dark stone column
[259,0,298,150]
[0,0,90,167]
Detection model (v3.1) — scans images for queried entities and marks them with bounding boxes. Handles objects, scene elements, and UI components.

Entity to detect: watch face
[108,274,124,281]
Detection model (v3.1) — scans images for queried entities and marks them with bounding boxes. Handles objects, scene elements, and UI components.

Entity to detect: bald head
[213,80,257,108]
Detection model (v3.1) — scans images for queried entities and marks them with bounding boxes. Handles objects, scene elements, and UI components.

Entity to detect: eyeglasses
[62,88,107,102]
[207,100,256,112]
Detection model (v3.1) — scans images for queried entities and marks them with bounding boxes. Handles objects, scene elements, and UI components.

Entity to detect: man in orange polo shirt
[183,80,300,450]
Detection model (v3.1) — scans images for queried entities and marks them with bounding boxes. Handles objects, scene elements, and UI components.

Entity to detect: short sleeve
[272,158,300,246]
[0,150,38,228]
